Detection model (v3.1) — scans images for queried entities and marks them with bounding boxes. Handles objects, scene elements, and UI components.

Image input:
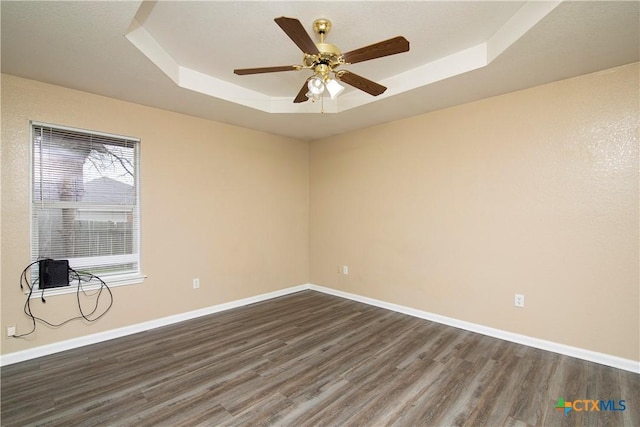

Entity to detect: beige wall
[1,74,309,355]
[310,63,639,361]
[2,63,638,362]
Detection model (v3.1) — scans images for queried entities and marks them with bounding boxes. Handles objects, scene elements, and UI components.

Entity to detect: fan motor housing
[304,43,342,68]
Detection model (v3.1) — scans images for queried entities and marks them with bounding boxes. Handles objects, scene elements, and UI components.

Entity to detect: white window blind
[31,122,141,284]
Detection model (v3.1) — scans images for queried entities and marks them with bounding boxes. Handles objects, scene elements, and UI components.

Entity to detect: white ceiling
[2,1,638,141]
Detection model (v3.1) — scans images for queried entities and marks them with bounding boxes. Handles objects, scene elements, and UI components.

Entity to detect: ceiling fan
[234,17,410,103]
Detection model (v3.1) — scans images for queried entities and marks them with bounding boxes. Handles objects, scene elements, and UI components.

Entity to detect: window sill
[27,273,147,298]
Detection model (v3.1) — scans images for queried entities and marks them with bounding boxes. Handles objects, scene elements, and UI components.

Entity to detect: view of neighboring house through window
[31,122,141,287]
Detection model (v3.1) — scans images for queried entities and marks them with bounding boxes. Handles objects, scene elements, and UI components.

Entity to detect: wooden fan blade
[234,65,298,75]
[337,71,387,96]
[342,36,409,64]
[275,17,320,55]
[293,79,310,103]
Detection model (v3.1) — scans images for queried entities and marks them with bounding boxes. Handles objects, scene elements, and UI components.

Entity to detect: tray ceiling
[2,1,638,140]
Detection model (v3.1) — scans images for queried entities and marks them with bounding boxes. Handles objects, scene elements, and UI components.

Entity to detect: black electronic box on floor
[39,259,70,289]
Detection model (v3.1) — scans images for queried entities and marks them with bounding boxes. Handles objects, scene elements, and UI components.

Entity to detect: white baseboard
[2,283,638,374]
[307,284,640,374]
[0,284,308,367]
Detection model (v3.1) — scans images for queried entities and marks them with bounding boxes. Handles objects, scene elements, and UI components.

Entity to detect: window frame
[29,121,145,296]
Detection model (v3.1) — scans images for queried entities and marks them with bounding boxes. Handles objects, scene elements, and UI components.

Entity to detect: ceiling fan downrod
[312,18,331,44]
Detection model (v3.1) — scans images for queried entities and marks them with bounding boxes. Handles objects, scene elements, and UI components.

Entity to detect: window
[31,122,142,290]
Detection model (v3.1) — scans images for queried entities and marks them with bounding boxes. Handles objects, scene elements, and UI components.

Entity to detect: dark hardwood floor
[1,290,638,426]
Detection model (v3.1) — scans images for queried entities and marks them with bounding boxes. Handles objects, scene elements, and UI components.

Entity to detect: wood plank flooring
[1,290,638,426]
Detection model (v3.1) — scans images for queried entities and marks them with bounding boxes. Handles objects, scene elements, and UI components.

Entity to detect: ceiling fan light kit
[234,17,410,104]
[305,61,345,102]
[304,76,343,102]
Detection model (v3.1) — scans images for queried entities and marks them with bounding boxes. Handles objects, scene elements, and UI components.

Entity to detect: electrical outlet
[515,294,525,308]
[193,278,200,289]
[7,326,16,337]
[342,265,349,275]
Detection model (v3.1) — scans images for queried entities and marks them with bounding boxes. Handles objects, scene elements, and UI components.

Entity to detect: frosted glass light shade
[325,78,344,99]
[305,91,321,102]
[307,77,325,95]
